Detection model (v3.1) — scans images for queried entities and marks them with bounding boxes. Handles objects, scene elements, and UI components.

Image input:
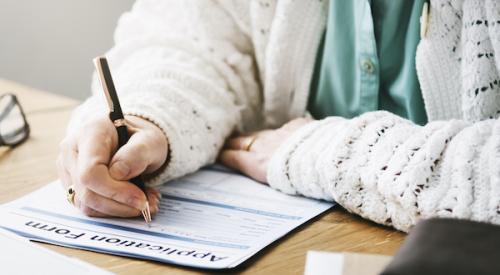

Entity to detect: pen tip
[142,202,152,225]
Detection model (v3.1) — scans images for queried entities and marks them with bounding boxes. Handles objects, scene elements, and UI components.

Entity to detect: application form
[0,228,113,275]
[0,167,334,269]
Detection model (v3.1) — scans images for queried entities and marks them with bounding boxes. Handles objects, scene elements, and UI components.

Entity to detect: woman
[57,0,500,232]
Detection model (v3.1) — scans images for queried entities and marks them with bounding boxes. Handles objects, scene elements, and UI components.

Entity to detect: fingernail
[128,197,146,210]
[110,161,130,180]
[151,200,159,213]
[151,189,162,199]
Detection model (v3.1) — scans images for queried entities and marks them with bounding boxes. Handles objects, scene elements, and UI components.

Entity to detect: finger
[75,187,142,218]
[218,149,255,174]
[73,193,108,218]
[63,144,79,188]
[79,206,108,218]
[77,164,148,211]
[229,129,249,137]
[77,124,115,169]
[146,188,161,215]
[74,157,146,210]
[76,123,149,209]
[282,117,313,130]
[219,150,268,183]
[109,131,167,181]
[147,188,162,201]
[224,136,254,151]
[59,138,79,170]
[57,155,72,189]
[57,138,79,187]
[65,144,79,175]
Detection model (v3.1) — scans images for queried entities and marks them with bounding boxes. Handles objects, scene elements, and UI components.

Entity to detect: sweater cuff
[266,117,345,197]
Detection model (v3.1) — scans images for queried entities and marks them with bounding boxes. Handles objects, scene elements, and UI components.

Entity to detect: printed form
[0,167,333,269]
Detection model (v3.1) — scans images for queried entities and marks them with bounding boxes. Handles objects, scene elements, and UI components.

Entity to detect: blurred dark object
[0,93,30,147]
[381,218,500,275]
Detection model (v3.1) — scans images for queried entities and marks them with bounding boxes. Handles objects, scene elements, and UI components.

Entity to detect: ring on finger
[243,135,258,151]
[67,185,76,206]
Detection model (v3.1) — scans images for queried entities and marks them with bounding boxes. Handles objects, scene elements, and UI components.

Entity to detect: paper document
[304,251,392,275]
[0,167,333,269]
[0,228,113,275]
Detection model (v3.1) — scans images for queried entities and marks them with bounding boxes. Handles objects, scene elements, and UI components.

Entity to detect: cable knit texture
[70,0,500,232]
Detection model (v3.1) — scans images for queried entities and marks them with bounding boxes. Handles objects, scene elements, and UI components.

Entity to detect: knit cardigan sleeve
[267,111,500,232]
[71,0,261,185]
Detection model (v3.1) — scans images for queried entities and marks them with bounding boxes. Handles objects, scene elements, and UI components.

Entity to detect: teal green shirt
[308,0,428,125]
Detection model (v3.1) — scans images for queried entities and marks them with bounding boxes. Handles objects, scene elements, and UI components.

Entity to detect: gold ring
[243,136,258,151]
[67,185,76,206]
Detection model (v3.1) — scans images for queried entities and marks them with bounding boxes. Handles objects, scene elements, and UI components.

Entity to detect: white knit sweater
[72,0,500,232]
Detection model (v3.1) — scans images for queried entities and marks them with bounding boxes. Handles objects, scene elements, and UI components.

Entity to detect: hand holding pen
[94,57,154,223]
[56,58,168,221]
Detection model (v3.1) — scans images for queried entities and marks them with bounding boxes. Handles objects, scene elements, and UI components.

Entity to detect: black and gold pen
[93,56,152,224]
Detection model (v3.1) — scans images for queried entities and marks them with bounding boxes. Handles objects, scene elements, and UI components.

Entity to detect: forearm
[84,46,257,185]
[268,111,500,232]
[75,0,261,185]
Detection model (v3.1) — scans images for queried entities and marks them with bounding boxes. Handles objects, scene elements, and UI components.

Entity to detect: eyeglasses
[0,93,30,147]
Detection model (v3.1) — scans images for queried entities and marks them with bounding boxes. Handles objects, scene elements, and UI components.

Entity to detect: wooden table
[0,79,405,274]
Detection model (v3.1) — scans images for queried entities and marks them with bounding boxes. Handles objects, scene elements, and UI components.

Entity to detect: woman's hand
[56,115,169,218]
[219,118,313,183]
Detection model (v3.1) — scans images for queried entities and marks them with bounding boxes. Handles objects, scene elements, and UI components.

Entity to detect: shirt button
[361,59,375,74]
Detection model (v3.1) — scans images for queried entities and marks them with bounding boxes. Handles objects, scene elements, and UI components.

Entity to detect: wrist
[267,117,345,198]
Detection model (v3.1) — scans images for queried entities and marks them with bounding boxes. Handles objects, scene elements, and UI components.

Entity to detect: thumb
[109,131,167,180]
